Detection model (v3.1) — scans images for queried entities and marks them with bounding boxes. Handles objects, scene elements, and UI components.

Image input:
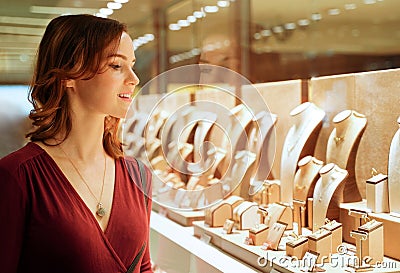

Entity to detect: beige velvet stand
[307,229,332,264]
[326,110,367,202]
[280,102,325,204]
[312,163,348,231]
[358,220,384,264]
[232,201,260,230]
[205,202,232,228]
[388,116,400,216]
[286,236,309,259]
[249,224,269,246]
[366,173,389,213]
[321,220,342,254]
[247,111,278,184]
[251,179,280,207]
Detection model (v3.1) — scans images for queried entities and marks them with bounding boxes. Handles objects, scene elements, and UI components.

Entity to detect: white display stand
[388,116,400,216]
[280,102,325,204]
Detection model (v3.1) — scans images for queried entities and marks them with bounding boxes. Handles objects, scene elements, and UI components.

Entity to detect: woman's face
[72,31,139,119]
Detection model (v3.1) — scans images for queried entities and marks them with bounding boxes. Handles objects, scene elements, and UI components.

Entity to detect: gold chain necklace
[59,146,107,217]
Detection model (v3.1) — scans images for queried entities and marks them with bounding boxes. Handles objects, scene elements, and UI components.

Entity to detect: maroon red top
[0,142,152,273]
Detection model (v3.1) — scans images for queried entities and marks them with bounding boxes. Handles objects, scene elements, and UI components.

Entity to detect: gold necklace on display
[334,135,345,145]
[59,146,107,217]
[286,124,308,153]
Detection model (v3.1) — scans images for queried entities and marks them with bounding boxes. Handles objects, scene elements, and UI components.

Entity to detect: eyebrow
[108,54,136,63]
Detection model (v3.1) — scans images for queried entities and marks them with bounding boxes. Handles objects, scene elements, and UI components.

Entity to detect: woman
[0,14,152,273]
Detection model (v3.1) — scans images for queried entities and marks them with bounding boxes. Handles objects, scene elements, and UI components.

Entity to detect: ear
[64,79,76,90]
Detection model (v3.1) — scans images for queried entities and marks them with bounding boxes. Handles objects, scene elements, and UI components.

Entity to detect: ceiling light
[204,6,219,13]
[344,3,357,10]
[169,24,181,31]
[193,11,205,18]
[253,33,261,40]
[107,2,122,9]
[95,13,108,18]
[144,34,154,41]
[328,8,340,15]
[297,19,310,26]
[100,8,113,16]
[311,13,322,21]
[177,20,190,27]
[187,15,196,23]
[272,26,284,33]
[217,1,230,8]
[114,0,129,3]
[284,23,296,30]
[364,0,376,4]
[260,29,271,37]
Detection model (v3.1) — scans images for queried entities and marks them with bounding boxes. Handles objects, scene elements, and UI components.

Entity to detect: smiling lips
[118,93,132,101]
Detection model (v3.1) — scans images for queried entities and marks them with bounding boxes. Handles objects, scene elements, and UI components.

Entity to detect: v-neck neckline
[29,142,118,235]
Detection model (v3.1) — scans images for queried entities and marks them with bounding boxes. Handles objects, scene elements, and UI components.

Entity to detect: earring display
[249,224,269,246]
[366,172,389,213]
[264,202,287,228]
[358,220,384,264]
[321,219,342,253]
[307,228,332,264]
[263,221,288,250]
[312,163,348,231]
[222,219,235,234]
[326,110,367,202]
[388,116,400,216]
[286,235,309,259]
[280,102,325,204]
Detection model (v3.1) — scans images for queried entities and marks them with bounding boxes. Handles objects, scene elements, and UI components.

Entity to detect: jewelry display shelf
[193,220,400,273]
[339,200,400,260]
[152,201,205,226]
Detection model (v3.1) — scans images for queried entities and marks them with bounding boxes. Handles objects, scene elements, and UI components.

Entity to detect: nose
[126,69,140,86]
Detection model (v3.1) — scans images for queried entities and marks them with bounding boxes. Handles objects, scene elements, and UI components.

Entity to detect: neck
[58,113,106,162]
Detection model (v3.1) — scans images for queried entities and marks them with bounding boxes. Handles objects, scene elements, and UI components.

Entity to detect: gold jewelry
[334,136,344,144]
[59,146,107,218]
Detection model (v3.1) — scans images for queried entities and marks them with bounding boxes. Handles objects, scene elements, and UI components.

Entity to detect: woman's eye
[131,66,136,72]
[110,64,121,70]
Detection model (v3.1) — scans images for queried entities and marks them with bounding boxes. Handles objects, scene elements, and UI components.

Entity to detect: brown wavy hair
[26,14,127,158]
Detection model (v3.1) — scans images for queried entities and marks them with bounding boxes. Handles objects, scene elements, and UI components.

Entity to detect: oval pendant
[96,204,106,217]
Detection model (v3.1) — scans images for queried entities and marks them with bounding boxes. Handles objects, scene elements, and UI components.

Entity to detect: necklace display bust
[388,116,400,217]
[280,102,325,204]
[312,163,348,231]
[293,155,324,202]
[247,111,277,183]
[326,110,367,202]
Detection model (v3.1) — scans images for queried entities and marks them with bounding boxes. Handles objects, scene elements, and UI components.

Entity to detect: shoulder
[0,142,44,178]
